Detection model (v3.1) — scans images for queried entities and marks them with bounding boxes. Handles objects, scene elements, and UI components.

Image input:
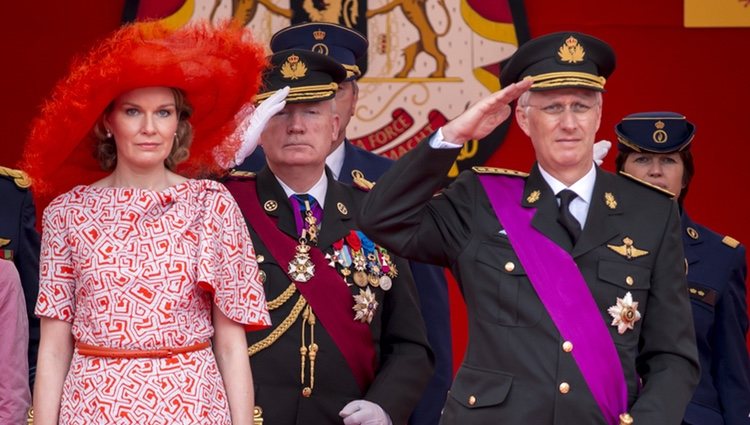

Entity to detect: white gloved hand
[593,139,612,166]
[232,85,289,166]
[339,400,392,425]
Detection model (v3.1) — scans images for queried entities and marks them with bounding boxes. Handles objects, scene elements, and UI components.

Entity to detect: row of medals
[327,230,398,291]
[286,212,397,292]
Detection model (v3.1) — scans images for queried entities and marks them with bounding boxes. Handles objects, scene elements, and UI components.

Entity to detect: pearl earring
[106,129,112,139]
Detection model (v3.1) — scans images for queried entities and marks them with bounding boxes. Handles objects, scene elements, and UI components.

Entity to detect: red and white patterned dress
[36,179,270,425]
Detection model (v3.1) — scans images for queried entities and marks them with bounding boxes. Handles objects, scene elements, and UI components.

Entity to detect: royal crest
[313,28,326,40]
[607,237,649,260]
[652,120,668,144]
[558,36,586,64]
[280,54,308,80]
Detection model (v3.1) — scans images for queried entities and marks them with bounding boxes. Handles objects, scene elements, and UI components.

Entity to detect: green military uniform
[358,31,699,424]
[359,140,699,424]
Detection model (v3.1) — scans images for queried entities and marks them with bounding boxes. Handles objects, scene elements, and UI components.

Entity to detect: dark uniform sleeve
[16,189,40,388]
[357,139,472,267]
[715,244,750,425]
[364,256,435,424]
[630,200,700,423]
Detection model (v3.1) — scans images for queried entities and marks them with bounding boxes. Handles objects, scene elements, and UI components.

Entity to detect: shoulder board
[0,166,31,189]
[471,166,529,177]
[618,171,675,197]
[351,169,374,192]
[722,235,741,249]
[228,170,256,179]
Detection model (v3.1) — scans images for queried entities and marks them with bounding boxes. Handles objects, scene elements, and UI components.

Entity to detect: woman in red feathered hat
[24,21,271,425]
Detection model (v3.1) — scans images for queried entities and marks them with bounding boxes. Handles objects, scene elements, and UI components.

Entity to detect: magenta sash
[478,174,627,425]
[224,178,376,392]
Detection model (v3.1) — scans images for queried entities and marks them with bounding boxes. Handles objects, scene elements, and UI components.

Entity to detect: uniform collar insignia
[0,238,10,248]
[264,200,278,212]
[526,190,541,204]
[607,291,641,334]
[686,227,699,240]
[604,192,617,209]
[607,237,649,260]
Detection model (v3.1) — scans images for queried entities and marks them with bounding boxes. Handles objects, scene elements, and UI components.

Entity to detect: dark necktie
[557,189,581,244]
[291,194,323,244]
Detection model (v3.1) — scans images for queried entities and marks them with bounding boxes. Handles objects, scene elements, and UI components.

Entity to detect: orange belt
[75,340,211,359]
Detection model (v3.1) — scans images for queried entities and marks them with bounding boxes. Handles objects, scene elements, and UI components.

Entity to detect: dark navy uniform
[0,166,40,390]
[681,214,750,425]
[615,111,750,424]
[227,168,433,424]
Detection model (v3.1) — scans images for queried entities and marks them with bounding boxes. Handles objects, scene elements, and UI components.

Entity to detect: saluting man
[224,49,433,425]
[0,166,40,392]
[358,32,700,424]
[614,112,750,425]
[236,22,454,425]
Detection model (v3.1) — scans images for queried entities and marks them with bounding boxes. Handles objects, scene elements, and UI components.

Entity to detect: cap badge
[607,237,649,260]
[607,291,641,334]
[281,54,308,80]
[652,121,668,144]
[313,29,326,40]
[558,36,586,64]
[604,192,617,209]
[312,43,330,56]
[526,190,541,204]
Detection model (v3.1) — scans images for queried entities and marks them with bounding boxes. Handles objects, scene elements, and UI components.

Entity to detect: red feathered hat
[21,20,267,209]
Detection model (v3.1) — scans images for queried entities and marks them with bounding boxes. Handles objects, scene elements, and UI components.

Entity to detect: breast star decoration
[607,291,641,334]
[352,287,378,324]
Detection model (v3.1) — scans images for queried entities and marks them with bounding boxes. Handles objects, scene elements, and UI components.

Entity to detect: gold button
[559,382,570,394]
[258,270,267,283]
[562,341,573,352]
[256,254,265,263]
[625,276,634,286]
[504,262,515,272]
[468,395,477,406]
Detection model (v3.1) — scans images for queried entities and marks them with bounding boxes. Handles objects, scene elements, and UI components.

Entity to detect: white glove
[339,400,392,425]
[232,86,289,166]
[593,139,612,166]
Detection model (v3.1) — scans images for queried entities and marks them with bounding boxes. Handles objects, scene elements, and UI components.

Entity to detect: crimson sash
[224,178,376,392]
[478,174,627,425]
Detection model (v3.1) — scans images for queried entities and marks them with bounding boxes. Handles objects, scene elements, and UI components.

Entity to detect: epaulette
[228,170,256,180]
[722,235,741,249]
[351,169,374,192]
[618,171,675,197]
[472,166,529,178]
[0,166,31,189]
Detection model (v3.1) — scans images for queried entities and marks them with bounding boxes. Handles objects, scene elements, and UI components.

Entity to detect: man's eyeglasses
[521,102,600,116]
